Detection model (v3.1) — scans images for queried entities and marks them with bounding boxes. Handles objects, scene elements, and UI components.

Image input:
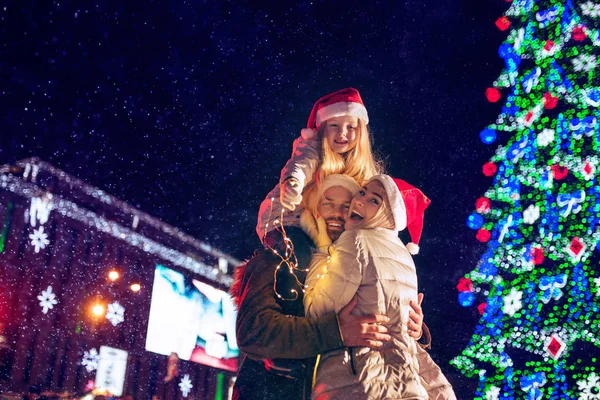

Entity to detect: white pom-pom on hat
[406,242,420,255]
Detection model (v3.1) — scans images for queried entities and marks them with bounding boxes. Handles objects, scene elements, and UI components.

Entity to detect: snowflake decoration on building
[179,374,193,398]
[105,301,125,326]
[572,54,597,73]
[503,287,523,316]
[536,128,555,147]
[577,372,600,400]
[29,226,49,253]
[82,348,100,372]
[581,1,600,18]
[486,385,501,400]
[523,204,541,224]
[37,286,58,314]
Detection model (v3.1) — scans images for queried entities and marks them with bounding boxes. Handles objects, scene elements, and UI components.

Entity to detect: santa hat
[301,88,369,140]
[318,173,361,198]
[369,175,431,255]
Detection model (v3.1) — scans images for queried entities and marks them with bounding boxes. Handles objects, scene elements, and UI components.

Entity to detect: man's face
[316,186,353,241]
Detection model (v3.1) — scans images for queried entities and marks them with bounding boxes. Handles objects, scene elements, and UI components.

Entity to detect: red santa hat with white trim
[301,88,369,140]
[369,175,431,255]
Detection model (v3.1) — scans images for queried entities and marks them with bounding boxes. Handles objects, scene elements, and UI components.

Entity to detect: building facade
[0,158,240,399]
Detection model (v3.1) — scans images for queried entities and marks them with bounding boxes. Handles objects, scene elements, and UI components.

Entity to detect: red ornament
[545,334,566,359]
[524,110,535,126]
[456,277,473,292]
[475,197,492,213]
[543,92,558,109]
[567,237,585,259]
[531,247,545,265]
[572,26,587,41]
[477,302,487,315]
[483,162,498,177]
[543,40,555,52]
[495,16,511,31]
[583,161,595,179]
[551,164,569,180]
[485,87,501,103]
[476,229,492,243]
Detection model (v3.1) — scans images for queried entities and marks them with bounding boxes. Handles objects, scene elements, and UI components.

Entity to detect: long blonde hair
[303,118,383,216]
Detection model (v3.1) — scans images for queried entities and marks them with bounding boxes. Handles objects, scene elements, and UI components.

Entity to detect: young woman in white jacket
[303,175,455,400]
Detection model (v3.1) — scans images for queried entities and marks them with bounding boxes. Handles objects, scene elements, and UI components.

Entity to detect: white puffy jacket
[304,228,428,400]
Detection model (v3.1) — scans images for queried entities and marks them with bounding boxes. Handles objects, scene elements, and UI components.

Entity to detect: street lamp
[130,283,141,292]
[92,304,105,317]
[108,270,120,281]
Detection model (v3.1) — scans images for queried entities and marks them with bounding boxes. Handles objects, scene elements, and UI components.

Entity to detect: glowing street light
[108,270,120,281]
[130,283,141,293]
[92,304,105,317]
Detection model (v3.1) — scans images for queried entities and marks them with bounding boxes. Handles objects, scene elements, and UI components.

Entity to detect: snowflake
[523,205,540,224]
[486,385,501,400]
[503,287,523,316]
[594,277,600,296]
[573,54,597,72]
[581,1,600,18]
[179,374,193,397]
[82,348,99,372]
[29,226,49,253]
[577,372,600,400]
[536,128,555,147]
[106,301,125,326]
[37,286,58,314]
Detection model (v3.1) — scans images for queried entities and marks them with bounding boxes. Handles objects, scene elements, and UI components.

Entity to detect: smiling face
[346,180,387,230]
[316,185,353,241]
[323,116,359,154]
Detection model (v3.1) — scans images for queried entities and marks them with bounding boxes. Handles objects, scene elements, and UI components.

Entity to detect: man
[232,175,427,400]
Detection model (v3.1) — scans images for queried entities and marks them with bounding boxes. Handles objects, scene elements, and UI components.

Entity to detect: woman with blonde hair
[256,88,382,251]
[303,175,456,399]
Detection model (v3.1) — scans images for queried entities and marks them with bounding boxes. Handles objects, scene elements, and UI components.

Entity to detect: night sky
[3,0,513,396]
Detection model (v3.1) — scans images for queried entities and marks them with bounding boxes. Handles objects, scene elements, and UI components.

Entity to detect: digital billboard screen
[145,265,239,371]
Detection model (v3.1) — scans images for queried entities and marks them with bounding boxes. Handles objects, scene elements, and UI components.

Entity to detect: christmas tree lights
[452,0,600,398]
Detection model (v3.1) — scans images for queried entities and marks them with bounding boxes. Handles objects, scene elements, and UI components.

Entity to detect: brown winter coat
[231,248,344,400]
[231,245,451,400]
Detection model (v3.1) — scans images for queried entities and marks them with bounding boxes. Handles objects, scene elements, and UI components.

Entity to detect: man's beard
[326,217,345,241]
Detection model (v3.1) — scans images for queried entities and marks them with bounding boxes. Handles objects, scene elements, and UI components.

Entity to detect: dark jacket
[231,243,344,400]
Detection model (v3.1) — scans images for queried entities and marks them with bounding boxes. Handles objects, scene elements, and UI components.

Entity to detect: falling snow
[0,1,548,397]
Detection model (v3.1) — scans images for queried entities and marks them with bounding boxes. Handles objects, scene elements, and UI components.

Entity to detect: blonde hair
[303,118,383,216]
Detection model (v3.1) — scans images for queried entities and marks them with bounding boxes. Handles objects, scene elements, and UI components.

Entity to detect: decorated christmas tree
[451,0,600,398]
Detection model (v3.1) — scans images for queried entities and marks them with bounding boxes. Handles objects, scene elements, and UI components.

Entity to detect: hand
[315,216,333,250]
[280,178,303,211]
[407,293,424,340]
[338,296,391,348]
